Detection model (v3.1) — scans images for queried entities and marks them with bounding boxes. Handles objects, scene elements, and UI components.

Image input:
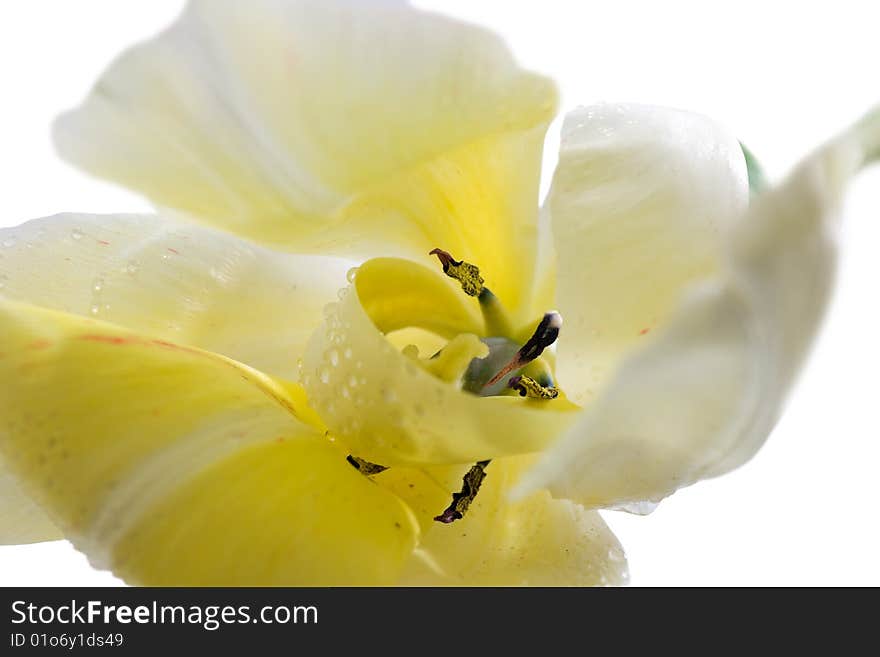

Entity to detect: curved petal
[0,213,348,381]
[516,109,880,509]
[546,104,749,404]
[0,300,418,583]
[377,457,627,586]
[302,258,580,466]
[54,0,557,321]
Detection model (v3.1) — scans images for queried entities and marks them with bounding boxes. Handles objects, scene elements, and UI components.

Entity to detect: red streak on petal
[166,247,180,255]
[639,328,651,336]
[79,334,133,345]
[97,240,111,246]
[27,339,51,350]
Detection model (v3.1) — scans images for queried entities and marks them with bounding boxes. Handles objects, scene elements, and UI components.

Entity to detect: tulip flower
[0,0,876,585]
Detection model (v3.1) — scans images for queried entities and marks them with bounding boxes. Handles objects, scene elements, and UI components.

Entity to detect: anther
[434,460,491,524]
[429,248,484,297]
[484,311,563,387]
[347,455,388,476]
[508,375,559,400]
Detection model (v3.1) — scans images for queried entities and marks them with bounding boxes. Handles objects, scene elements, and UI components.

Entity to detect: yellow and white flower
[0,0,877,585]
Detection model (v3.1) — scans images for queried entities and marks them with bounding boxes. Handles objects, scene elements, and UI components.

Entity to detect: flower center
[347,249,565,524]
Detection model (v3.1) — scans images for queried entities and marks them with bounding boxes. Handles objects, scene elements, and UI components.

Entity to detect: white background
[0,0,877,586]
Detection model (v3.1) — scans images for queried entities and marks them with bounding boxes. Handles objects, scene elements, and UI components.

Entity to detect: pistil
[484,311,562,387]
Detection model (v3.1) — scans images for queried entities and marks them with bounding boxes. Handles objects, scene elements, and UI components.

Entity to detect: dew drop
[124,260,140,275]
[341,387,351,400]
[337,288,348,301]
[348,375,358,388]
[92,278,104,293]
[71,229,84,241]
[343,347,353,360]
[346,267,358,284]
[328,349,340,367]
[319,367,331,385]
[1,236,17,248]
[89,304,100,316]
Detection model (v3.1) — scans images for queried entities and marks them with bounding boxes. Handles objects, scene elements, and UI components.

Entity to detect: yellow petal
[0,465,61,544]
[302,257,580,466]
[517,108,880,509]
[54,0,557,322]
[0,213,349,381]
[352,257,482,338]
[545,104,749,405]
[377,457,627,586]
[0,300,417,583]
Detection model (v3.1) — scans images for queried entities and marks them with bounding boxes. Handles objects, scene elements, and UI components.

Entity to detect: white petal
[0,213,348,381]
[54,0,557,321]
[517,109,880,508]
[546,104,749,405]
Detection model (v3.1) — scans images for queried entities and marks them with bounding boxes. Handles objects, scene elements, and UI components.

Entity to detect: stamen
[346,455,388,476]
[429,248,484,297]
[508,375,560,400]
[484,311,563,387]
[434,460,491,524]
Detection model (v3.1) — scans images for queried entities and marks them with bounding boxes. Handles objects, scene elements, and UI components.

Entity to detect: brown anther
[434,460,491,524]
[508,375,559,400]
[429,248,484,297]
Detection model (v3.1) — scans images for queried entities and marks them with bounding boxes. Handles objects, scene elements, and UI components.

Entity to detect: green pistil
[477,288,514,338]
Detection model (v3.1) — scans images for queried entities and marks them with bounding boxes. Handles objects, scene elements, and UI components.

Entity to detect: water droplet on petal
[319,367,331,385]
[1,237,16,248]
[124,260,139,275]
[346,267,358,284]
[92,278,104,293]
[348,375,358,388]
[89,304,100,316]
[343,347,353,360]
[328,349,340,367]
[71,229,84,241]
